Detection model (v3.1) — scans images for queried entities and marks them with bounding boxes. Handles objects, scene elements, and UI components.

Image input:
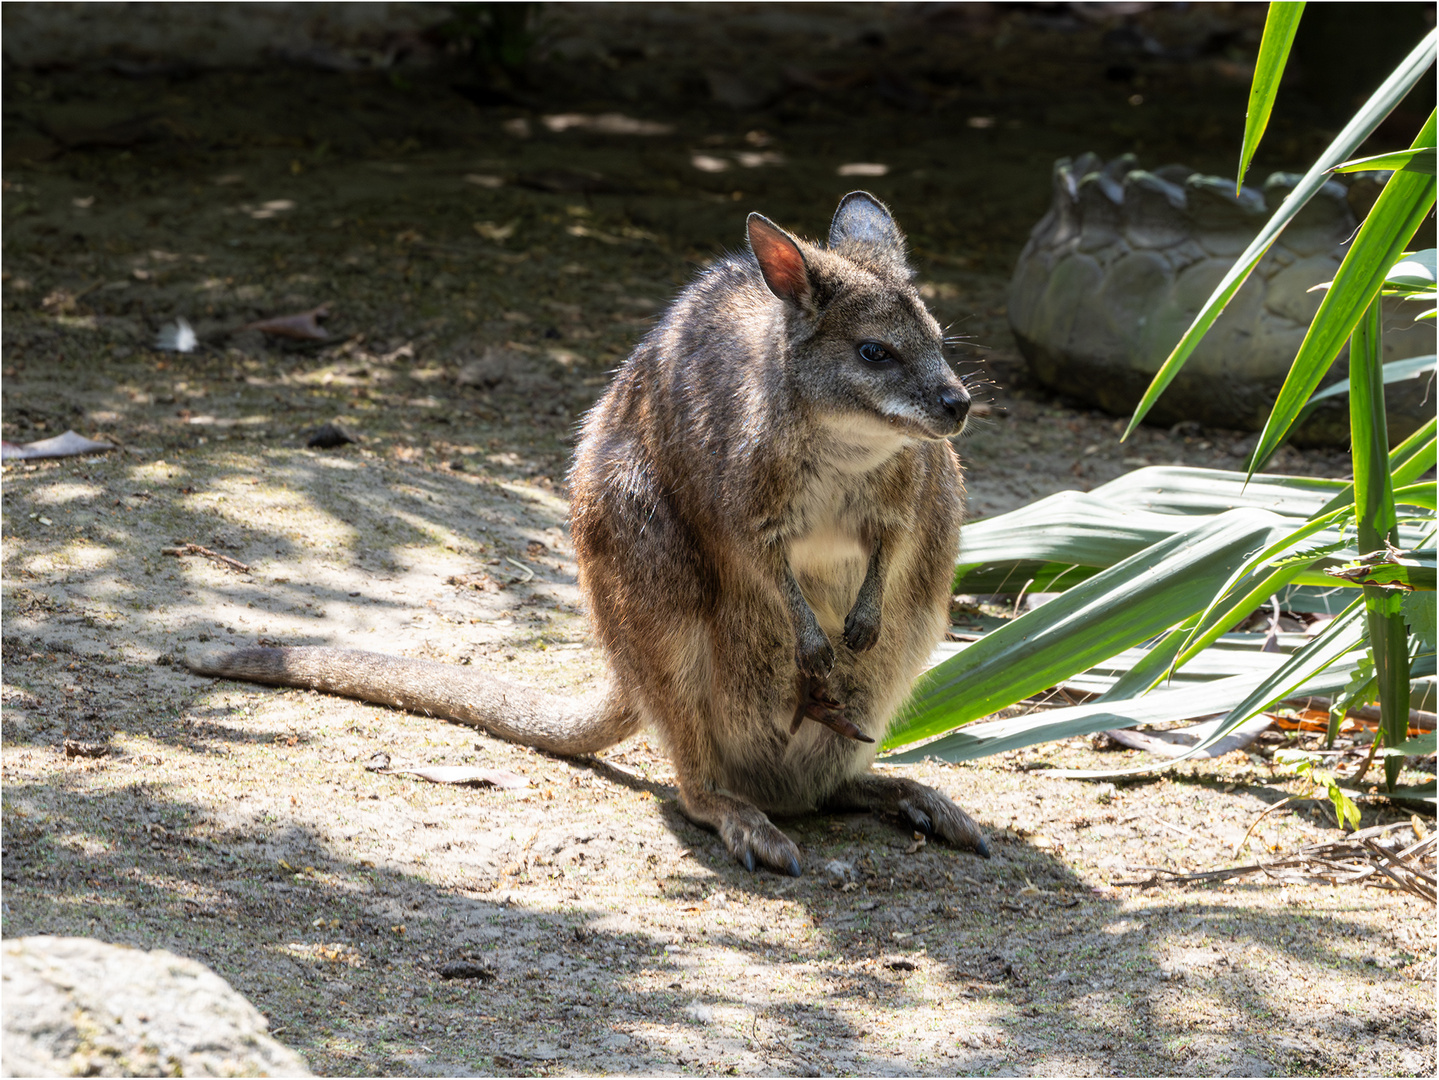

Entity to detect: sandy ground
[3,4,1435,1076]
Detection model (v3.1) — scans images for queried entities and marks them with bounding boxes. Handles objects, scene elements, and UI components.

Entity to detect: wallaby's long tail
[185,646,639,756]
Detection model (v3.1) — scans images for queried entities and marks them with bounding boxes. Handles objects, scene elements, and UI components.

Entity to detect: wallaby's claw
[842,608,881,653]
[795,632,834,679]
[901,802,933,834]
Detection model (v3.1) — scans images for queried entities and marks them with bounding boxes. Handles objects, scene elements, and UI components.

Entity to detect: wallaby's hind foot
[827,773,990,858]
[680,788,802,877]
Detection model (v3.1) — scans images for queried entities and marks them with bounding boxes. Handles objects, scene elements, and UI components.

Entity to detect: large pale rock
[1,936,311,1077]
[1009,153,1434,445]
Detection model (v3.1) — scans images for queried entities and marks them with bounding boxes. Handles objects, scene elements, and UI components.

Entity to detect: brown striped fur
[188,192,988,875]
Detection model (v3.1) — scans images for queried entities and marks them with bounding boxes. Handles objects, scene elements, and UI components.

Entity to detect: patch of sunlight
[53,314,101,330]
[248,198,296,220]
[29,481,104,505]
[182,413,274,429]
[127,868,229,906]
[308,453,370,472]
[128,458,187,482]
[1150,985,1247,1033]
[542,112,673,136]
[388,509,475,551]
[54,892,135,912]
[55,831,117,857]
[21,538,117,574]
[495,480,570,518]
[205,487,321,527]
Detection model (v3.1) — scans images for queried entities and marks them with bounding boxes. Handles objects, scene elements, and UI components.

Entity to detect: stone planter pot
[1008,152,1434,446]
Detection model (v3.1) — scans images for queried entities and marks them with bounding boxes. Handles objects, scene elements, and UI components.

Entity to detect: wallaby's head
[747,192,969,441]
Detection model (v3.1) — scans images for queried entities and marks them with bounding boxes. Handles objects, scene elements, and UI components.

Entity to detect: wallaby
[188,191,989,875]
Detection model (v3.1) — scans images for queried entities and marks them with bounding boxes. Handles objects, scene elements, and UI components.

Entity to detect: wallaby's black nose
[938,386,970,424]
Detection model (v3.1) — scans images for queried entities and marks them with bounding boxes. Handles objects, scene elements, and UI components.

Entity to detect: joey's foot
[681,788,802,876]
[827,774,989,858]
[790,681,872,742]
[842,605,881,653]
[794,628,835,679]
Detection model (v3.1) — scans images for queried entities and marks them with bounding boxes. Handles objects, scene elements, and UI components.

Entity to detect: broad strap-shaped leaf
[1089,466,1345,518]
[1388,249,1436,289]
[1040,602,1369,777]
[887,509,1298,750]
[1238,2,1306,193]
[1303,354,1436,407]
[1247,109,1438,471]
[953,468,1349,593]
[1333,148,1438,174]
[884,656,1359,767]
[1314,416,1437,518]
[1124,29,1438,439]
[953,491,1211,583]
[1394,481,1438,510]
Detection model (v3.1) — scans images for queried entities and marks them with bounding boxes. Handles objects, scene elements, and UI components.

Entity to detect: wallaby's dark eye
[857,341,894,364]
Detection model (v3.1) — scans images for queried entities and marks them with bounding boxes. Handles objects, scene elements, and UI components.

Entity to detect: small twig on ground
[161,543,252,573]
[1233,794,1297,859]
[1347,731,1383,786]
[1118,824,1435,902]
[1148,814,1215,846]
[1010,577,1035,621]
[504,556,535,583]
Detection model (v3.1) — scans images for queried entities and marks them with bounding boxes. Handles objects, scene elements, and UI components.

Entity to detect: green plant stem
[1349,296,1412,788]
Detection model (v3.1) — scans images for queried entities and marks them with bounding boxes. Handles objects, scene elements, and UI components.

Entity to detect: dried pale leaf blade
[1,430,117,460]
[1098,712,1275,760]
[244,304,331,340]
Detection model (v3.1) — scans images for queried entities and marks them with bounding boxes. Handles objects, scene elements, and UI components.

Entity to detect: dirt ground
[2,4,1435,1077]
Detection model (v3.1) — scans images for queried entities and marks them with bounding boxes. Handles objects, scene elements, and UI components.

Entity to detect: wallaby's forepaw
[681,788,803,876]
[842,606,881,653]
[794,628,834,679]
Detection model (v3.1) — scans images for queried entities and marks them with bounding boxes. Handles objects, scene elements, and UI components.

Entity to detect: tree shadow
[7,742,1429,1078]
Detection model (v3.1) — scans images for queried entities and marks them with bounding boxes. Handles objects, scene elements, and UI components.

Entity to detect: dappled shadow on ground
[5,709,1433,1078]
[4,5,1434,1076]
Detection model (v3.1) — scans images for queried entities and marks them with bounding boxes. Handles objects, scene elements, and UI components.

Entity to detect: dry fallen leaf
[2,430,117,460]
[243,304,330,340]
[380,765,530,789]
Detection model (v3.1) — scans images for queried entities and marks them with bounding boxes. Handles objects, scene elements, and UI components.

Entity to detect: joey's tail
[185,646,639,756]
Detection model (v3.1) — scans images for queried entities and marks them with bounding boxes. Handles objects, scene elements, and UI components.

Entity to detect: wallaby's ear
[747,213,812,308]
[828,191,907,266]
